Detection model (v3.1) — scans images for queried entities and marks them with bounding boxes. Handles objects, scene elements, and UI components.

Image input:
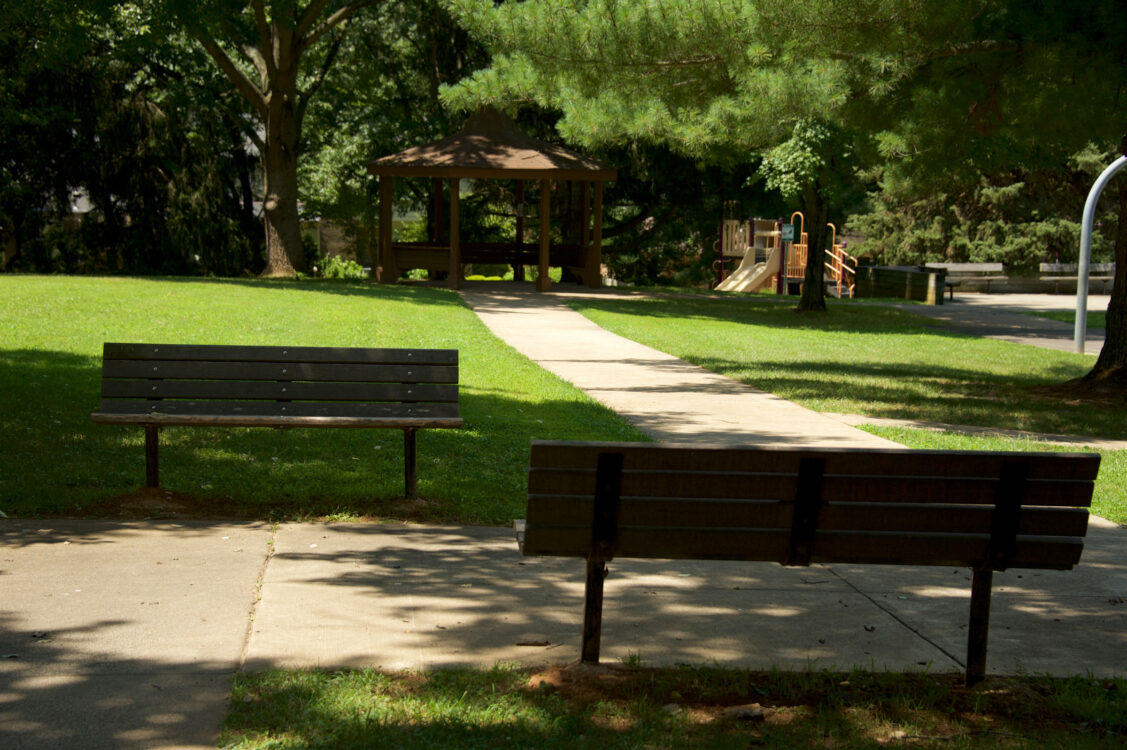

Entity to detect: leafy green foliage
[0,1,263,274]
[850,147,1123,268]
[316,255,367,280]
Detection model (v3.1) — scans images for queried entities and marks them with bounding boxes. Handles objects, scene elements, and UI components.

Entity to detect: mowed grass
[1025,308,1106,329]
[569,295,1119,437]
[0,276,643,522]
[222,665,1127,749]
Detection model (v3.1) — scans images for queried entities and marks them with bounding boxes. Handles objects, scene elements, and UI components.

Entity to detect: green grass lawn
[221,665,1127,749]
[568,295,1119,438]
[0,276,644,522]
[1024,308,1106,329]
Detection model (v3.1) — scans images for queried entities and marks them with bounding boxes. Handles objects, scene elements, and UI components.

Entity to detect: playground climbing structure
[714,204,857,297]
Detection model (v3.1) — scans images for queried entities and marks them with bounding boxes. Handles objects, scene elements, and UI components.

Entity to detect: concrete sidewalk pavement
[0,521,271,750]
[884,292,1111,354]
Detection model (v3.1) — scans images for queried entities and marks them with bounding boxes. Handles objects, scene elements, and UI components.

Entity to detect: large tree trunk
[1083,177,1127,386]
[260,65,302,278]
[797,183,828,312]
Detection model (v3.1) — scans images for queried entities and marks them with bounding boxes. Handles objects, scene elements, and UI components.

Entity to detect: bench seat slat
[101,379,458,403]
[94,399,462,421]
[524,495,1090,537]
[528,469,1096,508]
[528,442,1101,482]
[104,342,458,365]
[102,360,458,384]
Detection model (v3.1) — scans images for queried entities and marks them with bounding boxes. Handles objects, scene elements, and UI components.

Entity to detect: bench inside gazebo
[367,108,617,292]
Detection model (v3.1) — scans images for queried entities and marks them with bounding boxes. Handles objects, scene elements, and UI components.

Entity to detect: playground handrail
[824,242,858,299]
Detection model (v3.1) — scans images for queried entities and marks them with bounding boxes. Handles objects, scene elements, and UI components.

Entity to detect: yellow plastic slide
[715,243,783,293]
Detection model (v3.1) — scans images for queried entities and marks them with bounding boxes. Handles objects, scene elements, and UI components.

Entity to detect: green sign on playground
[780,223,795,242]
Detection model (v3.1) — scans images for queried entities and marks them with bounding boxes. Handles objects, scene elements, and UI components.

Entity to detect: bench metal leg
[404,428,417,499]
[966,568,993,686]
[581,558,608,663]
[145,425,160,488]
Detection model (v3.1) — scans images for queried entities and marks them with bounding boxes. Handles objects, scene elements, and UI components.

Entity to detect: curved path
[460,284,899,448]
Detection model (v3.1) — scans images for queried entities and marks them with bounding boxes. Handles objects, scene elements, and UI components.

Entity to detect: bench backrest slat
[526,495,1089,537]
[98,343,459,418]
[527,442,1099,482]
[103,342,457,365]
[102,360,458,384]
[529,470,1094,507]
[523,441,1098,571]
[102,380,458,403]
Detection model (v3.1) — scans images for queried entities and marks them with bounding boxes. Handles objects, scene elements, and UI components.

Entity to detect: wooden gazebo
[367,109,617,291]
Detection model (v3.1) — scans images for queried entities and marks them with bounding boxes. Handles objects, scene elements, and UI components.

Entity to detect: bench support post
[404,428,417,500]
[966,568,993,686]
[145,425,160,488]
[581,558,608,663]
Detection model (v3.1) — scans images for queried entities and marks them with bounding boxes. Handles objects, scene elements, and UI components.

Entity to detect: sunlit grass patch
[222,664,1127,749]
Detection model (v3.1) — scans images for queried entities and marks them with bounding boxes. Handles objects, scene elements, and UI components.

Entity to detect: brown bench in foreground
[516,441,1100,685]
[92,343,462,499]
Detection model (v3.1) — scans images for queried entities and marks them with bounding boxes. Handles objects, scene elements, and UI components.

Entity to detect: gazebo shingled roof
[367,108,617,181]
[367,108,616,292]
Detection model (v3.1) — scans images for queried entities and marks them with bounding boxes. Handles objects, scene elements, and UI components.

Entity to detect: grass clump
[222,664,1127,749]
[0,276,643,521]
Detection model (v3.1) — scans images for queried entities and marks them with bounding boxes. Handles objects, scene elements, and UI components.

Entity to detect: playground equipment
[714,206,858,297]
[715,205,785,292]
[825,223,857,299]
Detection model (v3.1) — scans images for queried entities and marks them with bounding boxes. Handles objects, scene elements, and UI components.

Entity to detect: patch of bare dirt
[77,488,246,519]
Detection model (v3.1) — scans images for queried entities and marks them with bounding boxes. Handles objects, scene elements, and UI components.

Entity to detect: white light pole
[1076,155,1127,353]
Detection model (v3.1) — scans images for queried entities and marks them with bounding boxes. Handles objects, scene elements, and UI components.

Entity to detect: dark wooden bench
[516,441,1100,685]
[91,343,462,498]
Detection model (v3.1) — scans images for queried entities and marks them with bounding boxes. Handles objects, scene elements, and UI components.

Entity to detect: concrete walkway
[2,287,1124,749]
[459,285,897,447]
[884,292,1111,354]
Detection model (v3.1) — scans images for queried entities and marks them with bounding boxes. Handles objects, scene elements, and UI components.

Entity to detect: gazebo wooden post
[537,179,552,292]
[580,182,591,285]
[432,178,444,244]
[514,180,525,283]
[377,175,395,283]
[586,181,604,288]
[448,178,461,290]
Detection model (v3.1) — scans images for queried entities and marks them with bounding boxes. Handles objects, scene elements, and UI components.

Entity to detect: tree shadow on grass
[148,275,468,305]
[686,354,1125,438]
[567,296,959,336]
[0,349,642,522]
